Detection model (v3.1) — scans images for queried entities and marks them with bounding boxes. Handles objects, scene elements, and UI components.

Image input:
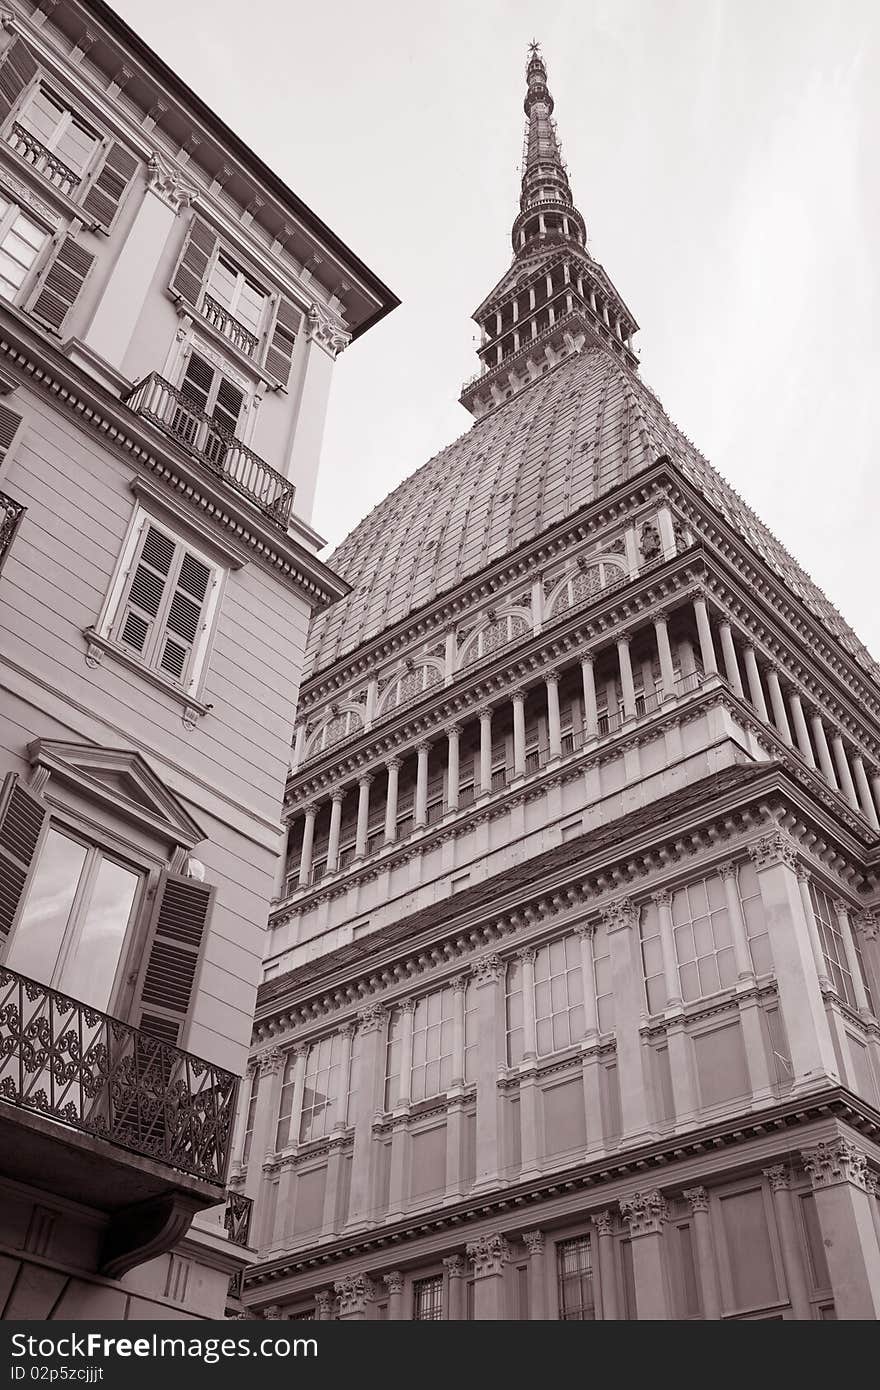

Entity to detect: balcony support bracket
[101,1191,204,1279]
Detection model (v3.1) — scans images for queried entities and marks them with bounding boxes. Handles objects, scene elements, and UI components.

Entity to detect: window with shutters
[14,84,99,190]
[0,194,49,302]
[100,510,222,695]
[170,214,304,385]
[4,824,144,1013]
[174,349,246,461]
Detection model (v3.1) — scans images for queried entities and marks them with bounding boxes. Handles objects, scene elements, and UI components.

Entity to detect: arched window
[460,611,530,670]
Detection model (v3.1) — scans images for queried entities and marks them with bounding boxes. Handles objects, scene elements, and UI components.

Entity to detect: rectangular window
[736,857,772,975]
[385,985,460,1107]
[205,254,268,347]
[639,904,666,1014]
[808,883,873,1012]
[0,195,48,302]
[108,515,220,691]
[592,923,613,1031]
[175,349,247,457]
[299,1030,355,1143]
[412,1275,443,1321]
[5,825,143,1012]
[241,1068,260,1165]
[275,1052,299,1149]
[556,1236,595,1320]
[13,84,99,191]
[672,875,737,1002]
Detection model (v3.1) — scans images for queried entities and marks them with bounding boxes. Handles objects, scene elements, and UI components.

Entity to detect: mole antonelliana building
[236,45,880,1322]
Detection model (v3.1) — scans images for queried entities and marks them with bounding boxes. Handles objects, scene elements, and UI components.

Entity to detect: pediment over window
[26,740,205,851]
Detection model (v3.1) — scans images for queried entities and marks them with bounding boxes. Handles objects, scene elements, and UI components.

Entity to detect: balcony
[0,964,239,1276]
[124,374,294,528]
[7,123,81,197]
[200,294,260,359]
[0,488,25,572]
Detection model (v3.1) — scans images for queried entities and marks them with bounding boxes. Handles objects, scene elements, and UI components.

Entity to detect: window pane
[62,856,140,1009]
[7,830,87,984]
[56,120,97,174]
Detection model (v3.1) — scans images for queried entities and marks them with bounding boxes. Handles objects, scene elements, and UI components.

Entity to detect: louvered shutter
[0,404,21,460]
[132,870,215,1044]
[264,295,302,386]
[212,376,244,435]
[0,37,38,127]
[0,772,46,944]
[81,141,138,230]
[29,235,95,332]
[170,215,218,306]
[157,549,212,682]
[115,523,176,657]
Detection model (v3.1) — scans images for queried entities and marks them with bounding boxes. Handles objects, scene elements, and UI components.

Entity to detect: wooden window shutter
[170,215,218,306]
[0,403,21,460]
[0,772,47,945]
[81,141,138,230]
[132,870,215,1045]
[264,295,302,386]
[157,549,212,683]
[29,235,95,332]
[115,522,177,658]
[0,37,38,127]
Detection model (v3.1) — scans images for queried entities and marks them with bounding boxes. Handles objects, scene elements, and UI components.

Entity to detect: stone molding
[466,1233,509,1277]
[801,1137,869,1191]
[682,1185,710,1212]
[619,1189,669,1236]
[147,149,199,212]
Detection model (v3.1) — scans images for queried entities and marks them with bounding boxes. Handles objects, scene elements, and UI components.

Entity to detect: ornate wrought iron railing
[224,1190,253,1247]
[200,294,260,358]
[0,965,238,1186]
[8,124,81,196]
[124,374,294,528]
[0,489,25,573]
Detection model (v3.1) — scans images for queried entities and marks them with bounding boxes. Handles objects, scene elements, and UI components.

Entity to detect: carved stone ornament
[262,1305,282,1320]
[639,520,662,562]
[383,1271,404,1296]
[356,1001,386,1034]
[749,830,798,871]
[591,1209,615,1237]
[314,1290,337,1320]
[147,149,198,213]
[466,1233,509,1277]
[84,641,104,670]
[257,1047,284,1076]
[682,1185,710,1212]
[801,1137,868,1191]
[600,896,640,935]
[334,1274,373,1316]
[471,953,505,986]
[306,301,351,358]
[443,1255,467,1278]
[619,1189,669,1236]
[521,1230,544,1256]
[762,1165,791,1193]
[853,910,878,942]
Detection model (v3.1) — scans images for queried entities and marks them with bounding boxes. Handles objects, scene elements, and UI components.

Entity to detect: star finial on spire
[528,39,541,57]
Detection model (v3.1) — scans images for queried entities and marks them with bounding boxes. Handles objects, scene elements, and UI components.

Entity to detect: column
[795,866,832,988]
[831,735,859,810]
[718,621,744,698]
[382,1271,405,1320]
[282,1043,308,1151]
[718,863,754,982]
[522,1230,547,1320]
[652,889,682,1006]
[619,1191,672,1319]
[865,1172,880,1259]
[395,998,415,1106]
[682,1188,722,1320]
[443,1255,467,1321]
[575,926,603,1149]
[603,898,653,1142]
[512,690,527,778]
[811,713,838,787]
[446,724,461,813]
[388,1004,414,1214]
[654,615,676,701]
[517,949,540,1179]
[472,954,505,1190]
[591,1212,618,1320]
[354,774,373,859]
[743,645,769,720]
[749,833,840,1088]
[545,671,562,759]
[788,692,816,767]
[298,803,317,887]
[719,864,774,1101]
[833,899,870,1014]
[766,669,793,745]
[320,1127,348,1237]
[581,654,599,739]
[466,1234,509,1320]
[347,1004,387,1229]
[762,1166,812,1319]
[244,1048,284,1239]
[415,742,430,827]
[326,789,344,873]
[384,758,401,844]
[851,756,880,829]
[314,1290,337,1321]
[801,1137,880,1319]
[479,708,493,796]
[334,1275,373,1321]
[617,635,637,720]
[872,772,880,822]
[692,594,718,676]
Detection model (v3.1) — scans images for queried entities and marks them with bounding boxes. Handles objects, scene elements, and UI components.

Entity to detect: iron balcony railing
[0,489,25,572]
[124,374,294,528]
[200,294,260,359]
[8,124,81,197]
[224,1190,253,1247]
[0,965,238,1186]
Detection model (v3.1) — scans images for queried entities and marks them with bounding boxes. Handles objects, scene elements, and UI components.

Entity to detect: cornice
[242,1086,880,1290]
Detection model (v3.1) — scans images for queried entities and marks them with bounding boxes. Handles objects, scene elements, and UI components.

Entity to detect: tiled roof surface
[306,346,878,683]
[258,761,776,1012]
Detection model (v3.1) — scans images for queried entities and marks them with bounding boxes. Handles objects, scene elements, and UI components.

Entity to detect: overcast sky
[121,0,880,656]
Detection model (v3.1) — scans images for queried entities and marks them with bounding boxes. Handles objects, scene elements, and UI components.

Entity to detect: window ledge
[170,297,286,392]
[82,627,212,730]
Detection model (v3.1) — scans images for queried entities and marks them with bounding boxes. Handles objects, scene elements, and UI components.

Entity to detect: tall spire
[460,43,639,420]
[513,43,586,259]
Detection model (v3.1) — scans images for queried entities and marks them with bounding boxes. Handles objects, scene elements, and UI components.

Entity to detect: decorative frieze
[466,1233,509,1277]
[619,1189,669,1236]
[801,1138,869,1191]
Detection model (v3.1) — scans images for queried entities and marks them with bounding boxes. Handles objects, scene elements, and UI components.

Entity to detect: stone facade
[0,0,394,1319]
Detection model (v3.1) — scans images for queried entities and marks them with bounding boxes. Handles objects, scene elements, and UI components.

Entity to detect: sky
[119,0,880,656]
